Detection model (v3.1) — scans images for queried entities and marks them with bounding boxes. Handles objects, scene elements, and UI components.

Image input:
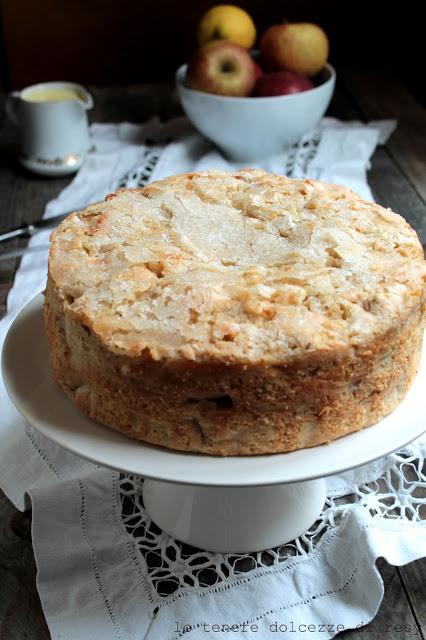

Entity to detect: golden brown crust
[44,170,426,455]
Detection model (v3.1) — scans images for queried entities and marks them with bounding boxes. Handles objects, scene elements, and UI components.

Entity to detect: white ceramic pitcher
[7,81,94,176]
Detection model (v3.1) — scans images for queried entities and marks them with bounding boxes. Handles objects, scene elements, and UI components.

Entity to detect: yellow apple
[197,5,256,50]
[260,23,329,77]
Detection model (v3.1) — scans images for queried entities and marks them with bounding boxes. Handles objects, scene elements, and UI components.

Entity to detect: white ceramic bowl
[176,63,335,161]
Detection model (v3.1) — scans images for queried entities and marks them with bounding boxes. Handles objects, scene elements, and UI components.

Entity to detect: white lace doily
[2,116,425,640]
[116,123,325,192]
[119,446,426,608]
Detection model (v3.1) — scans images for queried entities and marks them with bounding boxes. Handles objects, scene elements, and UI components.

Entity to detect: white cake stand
[2,294,426,553]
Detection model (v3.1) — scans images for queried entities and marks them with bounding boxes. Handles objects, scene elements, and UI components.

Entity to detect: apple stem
[212,26,224,40]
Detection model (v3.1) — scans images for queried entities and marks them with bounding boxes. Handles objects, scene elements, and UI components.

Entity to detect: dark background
[0,0,424,104]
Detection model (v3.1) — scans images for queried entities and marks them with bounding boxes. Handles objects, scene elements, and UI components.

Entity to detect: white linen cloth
[1,116,425,640]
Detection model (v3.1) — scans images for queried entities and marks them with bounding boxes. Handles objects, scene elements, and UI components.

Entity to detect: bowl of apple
[176,7,335,162]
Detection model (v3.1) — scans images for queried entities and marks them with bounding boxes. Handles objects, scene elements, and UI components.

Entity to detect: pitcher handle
[6,91,21,125]
[79,88,94,111]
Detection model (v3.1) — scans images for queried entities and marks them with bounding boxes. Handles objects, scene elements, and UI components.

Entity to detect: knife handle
[0,223,37,244]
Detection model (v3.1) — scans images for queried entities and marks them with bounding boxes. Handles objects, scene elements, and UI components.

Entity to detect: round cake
[44,169,426,455]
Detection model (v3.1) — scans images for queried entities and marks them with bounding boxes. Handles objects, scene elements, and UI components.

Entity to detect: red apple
[254,71,313,97]
[260,23,329,77]
[253,61,264,84]
[185,41,257,97]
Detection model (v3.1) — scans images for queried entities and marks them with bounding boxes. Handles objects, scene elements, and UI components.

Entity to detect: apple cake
[44,169,426,455]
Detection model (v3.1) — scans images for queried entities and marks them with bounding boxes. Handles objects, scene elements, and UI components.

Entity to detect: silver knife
[0,208,80,244]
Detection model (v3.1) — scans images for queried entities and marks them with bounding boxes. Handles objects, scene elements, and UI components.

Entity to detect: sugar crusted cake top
[48,169,426,363]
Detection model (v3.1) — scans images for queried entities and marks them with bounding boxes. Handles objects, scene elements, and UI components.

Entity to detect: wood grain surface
[0,70,425,639]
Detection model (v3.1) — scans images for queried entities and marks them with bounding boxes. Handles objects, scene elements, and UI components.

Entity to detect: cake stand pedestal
[143,478,326,552]
[2,295,425,553]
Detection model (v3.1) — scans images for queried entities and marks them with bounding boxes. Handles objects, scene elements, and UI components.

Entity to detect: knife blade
[0,244,50,262]
[0,208,81,244]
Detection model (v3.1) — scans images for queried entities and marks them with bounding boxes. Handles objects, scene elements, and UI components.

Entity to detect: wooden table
[0,70,425,639]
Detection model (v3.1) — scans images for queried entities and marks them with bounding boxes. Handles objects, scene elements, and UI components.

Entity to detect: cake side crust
[44,276,424,456]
